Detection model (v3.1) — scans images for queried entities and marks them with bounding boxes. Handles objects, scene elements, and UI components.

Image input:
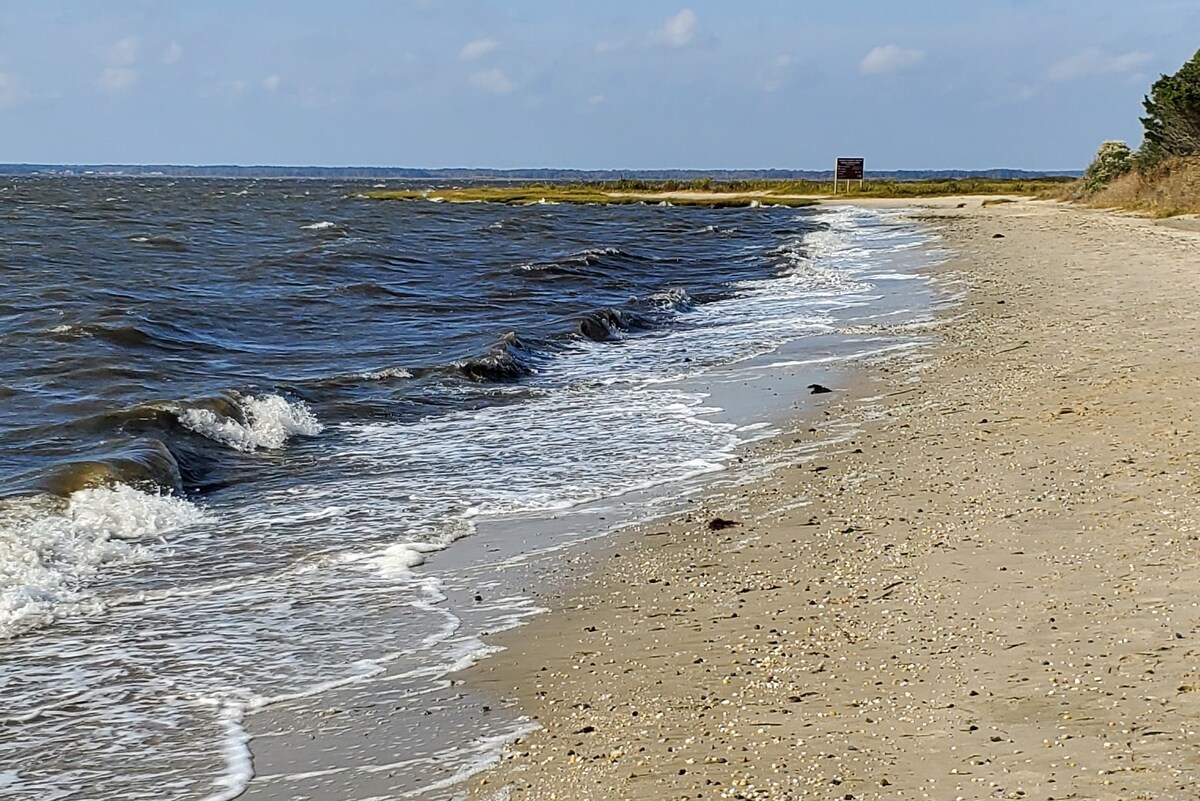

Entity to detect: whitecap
[0,486,206,638]
[179,394,323,452]
[351,367,412,381]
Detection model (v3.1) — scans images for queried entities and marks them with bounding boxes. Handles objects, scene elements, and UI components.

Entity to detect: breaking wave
[0,485,207,638]
[178,393,323,452]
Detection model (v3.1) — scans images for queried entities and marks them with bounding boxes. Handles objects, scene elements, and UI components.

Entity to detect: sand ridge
[466,200,1200,800]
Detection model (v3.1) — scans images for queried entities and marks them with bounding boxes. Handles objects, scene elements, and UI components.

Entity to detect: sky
[0,1,1197,170]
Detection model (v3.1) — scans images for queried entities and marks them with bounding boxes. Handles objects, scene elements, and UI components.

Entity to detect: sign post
[834,157,864,194]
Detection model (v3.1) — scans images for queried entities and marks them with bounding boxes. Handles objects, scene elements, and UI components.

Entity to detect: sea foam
[179,394,323,452]
[0,485,206,638]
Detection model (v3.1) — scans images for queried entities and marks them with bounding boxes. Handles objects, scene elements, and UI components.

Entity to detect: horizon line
[0,162,1083,173]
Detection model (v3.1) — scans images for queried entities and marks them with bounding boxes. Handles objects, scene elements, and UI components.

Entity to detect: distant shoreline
[366,179,1068,206]
[0,164,1081,181]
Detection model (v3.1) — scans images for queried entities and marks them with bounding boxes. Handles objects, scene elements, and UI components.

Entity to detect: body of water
[0,178,937,799]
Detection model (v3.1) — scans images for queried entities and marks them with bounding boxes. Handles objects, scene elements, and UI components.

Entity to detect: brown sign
[835,158,864,180]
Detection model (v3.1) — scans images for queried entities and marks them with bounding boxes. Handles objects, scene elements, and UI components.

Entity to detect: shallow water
[0,177,938,799]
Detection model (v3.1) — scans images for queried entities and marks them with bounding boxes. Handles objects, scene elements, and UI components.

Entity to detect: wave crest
[454,333,540,382]
[179,393,323,452]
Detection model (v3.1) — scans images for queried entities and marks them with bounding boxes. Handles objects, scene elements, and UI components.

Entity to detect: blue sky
[0,1,1197,169]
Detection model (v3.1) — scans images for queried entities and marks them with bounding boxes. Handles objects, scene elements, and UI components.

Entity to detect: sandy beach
[466,199,1200,801]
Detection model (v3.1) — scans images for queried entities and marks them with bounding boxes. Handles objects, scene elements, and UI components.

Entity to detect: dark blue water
[0,177,936,800]
[0,178,825,498]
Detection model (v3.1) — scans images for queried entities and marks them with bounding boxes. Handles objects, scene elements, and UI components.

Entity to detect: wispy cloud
[653,9,697,48]
[263,74,281,91]
[98,67,137,93]
[0,72,27,108]
[758,54,794,92]
[1048,48,1151,81]
[163,41,183,66]
[470,68,514,94]
[104,37,140,66]
[99,36,140,93]
[459,38,499,61]
[859,44,925,75]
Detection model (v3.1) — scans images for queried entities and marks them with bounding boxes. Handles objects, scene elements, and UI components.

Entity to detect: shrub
[1083,140,1133,192]
[1086,156,1200,216]
[1131,139,1167,174]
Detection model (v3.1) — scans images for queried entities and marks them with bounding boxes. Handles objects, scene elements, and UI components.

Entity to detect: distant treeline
[0,164,1080,181]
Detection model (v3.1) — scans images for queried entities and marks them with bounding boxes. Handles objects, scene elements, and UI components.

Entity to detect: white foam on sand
[195,701,254,801]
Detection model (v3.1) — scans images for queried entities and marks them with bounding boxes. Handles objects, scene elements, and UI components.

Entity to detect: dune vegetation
[1074,49,1200,216]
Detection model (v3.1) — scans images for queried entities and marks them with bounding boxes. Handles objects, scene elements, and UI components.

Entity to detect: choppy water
[0,177,937,800]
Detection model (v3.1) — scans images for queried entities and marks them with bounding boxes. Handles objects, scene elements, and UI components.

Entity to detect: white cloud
[758,54,795,93]
[470,68,514,94]
[163,41,183,65]
[98,67,137,93]
[859,44,925,75]
[104,37,140,67]
[459,38,499,61]
[595,40,616,55]
[654,8,697,48]
[263,74,281,91]
[98,36,139,93]
[0,72,27,109]
[1048,48,1151,81]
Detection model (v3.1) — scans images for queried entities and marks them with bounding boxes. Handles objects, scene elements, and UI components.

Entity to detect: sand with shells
[466,199,1200,801]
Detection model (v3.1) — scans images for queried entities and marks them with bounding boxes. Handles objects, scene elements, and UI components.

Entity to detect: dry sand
[466,199,1200,801]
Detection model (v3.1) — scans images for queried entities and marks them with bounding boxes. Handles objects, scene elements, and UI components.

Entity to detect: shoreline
[464,198,1200,800]
[210,201,940,800]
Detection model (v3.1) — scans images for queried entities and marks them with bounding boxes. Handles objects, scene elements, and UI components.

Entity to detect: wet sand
[466,199,1200,800]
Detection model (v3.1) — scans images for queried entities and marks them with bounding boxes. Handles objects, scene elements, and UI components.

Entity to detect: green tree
[1130,138,1167,174]
[1141,48,1200,158]
[1084,140,1133,192]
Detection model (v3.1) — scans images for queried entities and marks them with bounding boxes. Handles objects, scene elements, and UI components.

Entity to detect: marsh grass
[836,178,1071,198]
[366,177,1070,207]
[366,185,818,208]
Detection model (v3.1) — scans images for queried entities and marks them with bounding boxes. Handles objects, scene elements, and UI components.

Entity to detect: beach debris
[992,233,1006,238]
[707,517,739,531]
[808,383,833,394]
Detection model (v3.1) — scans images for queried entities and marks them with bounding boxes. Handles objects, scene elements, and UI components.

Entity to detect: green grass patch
[830,178,1071,198]
[365,184,818,208]
[365,177,1070,208]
